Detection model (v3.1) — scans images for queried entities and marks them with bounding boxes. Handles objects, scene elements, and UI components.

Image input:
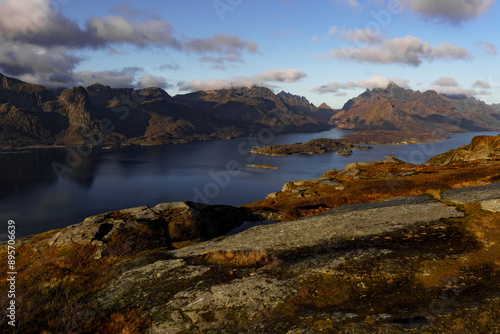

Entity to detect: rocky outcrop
[425,134,500,165]
[47,202,250,257]
[171,195,464,259]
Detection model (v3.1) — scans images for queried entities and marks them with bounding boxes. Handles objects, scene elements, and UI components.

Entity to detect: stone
[171,195,464,258]
[441,182,500,212]
[148,275,295,333]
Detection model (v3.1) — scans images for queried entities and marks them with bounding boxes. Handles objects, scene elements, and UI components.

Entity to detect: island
[246,164,279,169]
[250,138,372,156]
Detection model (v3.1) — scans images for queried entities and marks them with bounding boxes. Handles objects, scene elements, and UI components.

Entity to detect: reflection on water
[0,129,496,237]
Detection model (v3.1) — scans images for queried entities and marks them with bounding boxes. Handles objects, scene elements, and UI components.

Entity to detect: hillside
[2,134,500,333]
[0,74,335,149]
[330,82,500,133]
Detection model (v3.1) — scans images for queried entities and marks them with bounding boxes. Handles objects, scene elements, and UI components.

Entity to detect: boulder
[47,201,249,257]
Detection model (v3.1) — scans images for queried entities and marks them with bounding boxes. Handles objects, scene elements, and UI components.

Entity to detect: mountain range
[1,73,500,149]
[0,73,332,149]
[330,82,500,133]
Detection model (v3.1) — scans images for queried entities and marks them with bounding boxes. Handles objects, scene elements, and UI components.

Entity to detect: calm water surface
[0,129,496,237]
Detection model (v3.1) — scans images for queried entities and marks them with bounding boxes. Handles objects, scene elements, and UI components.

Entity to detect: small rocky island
[251,138,372,156]
[246,164,279,169]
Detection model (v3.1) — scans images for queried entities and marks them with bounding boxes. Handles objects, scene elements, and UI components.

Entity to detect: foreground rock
[171,195,463,258]
[48,201,251,257]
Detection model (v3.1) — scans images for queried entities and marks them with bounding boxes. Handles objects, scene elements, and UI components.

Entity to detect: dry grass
[244,160,500,221]
[199,250,271,268]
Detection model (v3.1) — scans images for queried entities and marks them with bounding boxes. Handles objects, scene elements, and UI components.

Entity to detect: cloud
[85,16,182,48]
[138,75,170,89]
[318,35,471,66]
[185,34,260,67]
[310,36,318,43]
[0,41,81,76]
[312,75,409,94]
[404,0,494,24]
[178,69,307,91]
[73,70,137,88]
[159,63,180,70]
[424,86,477,96]
[475,41,498,55]
[201,55,244,70]
[472,80,491,89]
[0,1,259,88]
[432,77,459,87]
[329,26,383,44]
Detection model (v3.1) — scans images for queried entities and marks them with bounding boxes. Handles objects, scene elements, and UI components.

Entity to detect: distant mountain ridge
[0,73,335,149]
[330,81,500,133]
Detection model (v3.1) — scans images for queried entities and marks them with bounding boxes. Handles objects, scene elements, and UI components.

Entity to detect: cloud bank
[0,0,259,87]
[319,35,471,66]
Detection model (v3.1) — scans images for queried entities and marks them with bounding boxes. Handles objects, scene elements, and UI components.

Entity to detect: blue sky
[0,0,498,108]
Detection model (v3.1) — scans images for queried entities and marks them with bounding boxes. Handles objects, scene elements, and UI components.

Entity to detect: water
[0,129,496,238]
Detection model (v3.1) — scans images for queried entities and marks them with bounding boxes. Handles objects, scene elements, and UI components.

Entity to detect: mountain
[330,81,500,133]
[0,74,332,149]
[425,133,500,165]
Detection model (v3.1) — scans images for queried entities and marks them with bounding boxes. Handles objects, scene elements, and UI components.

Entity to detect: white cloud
[138,75,169,89]
[318,35,471,66]
[432,77,459,87]
[404,0,494,24]
[312,75,409,94]
[178,69,307,91]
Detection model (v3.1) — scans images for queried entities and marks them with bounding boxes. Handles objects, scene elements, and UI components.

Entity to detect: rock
[267,192,279,199]
[247,164,279,169]
[426,134,500,165]
[149,275,295,333]
[171,195,464,258]
[441,182,500,212]
[336,148,353,156]
[339,155,403,177]
[281,177,343,192]
[98,259,211,311]
[47,201,249,256]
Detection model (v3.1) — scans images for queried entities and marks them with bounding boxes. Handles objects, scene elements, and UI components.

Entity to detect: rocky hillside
[426,133,500,165]
[330,82,500,133]
[0,74,334,149]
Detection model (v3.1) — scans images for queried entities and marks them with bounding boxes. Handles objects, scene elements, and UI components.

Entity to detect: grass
[194,250,271,268]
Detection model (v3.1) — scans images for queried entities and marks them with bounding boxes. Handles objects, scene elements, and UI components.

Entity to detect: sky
[0,0,499,108]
